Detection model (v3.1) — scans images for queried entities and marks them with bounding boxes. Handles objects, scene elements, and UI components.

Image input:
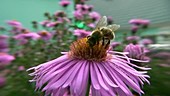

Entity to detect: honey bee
[87,16,120,47]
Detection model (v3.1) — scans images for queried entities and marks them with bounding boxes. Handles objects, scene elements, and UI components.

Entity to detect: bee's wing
[95,16,107,29]
[107,24,120,31]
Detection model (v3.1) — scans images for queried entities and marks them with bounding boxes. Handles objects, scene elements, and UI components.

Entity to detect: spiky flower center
[69,38,110,61]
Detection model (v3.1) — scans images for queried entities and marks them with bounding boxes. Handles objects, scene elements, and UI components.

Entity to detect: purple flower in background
[0,76,6,87]
[9,26,25,35]
[0,35,9,52]
[0,35,8,39]
[152,52,170,59]
[73,29,91,39]
[73,10,84,20]
[57,17,71,23]
[18,66,25,71]
[59,0,71,7]
[126,36,140,41]
[139,39,153,45]
[46,21,62,27]
[38,31,52,41]
[14,32,40,40]
[131,25,139,34]
[124,43,150,61]
[107,16,113,24]
[141,20,150,25]
[81,4,89,14]
[6,20,22,27]
[54,11,66,17]
[76,4,93,15]
[129,19,150,26]
[28,38,150,96]
[39,20,51,27]
[76,4,83,10]
[110,42,121,49]
[87,23,95,28]
[129,19,143,25]
[141,19,150,28]
[13,32,40,44]
[0,53,15,65]
[89,11,101,21]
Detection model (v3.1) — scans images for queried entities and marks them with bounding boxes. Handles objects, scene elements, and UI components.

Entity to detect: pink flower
[54,11,66,17]
[152,52,170,59]
[87,5,93,12]
[46,21,62,27]
[87,23,95,28]
[129,19,150,26]
[76,4,93,15]
[28,38,150,96]
[6,20,22,27]
[39,20,51,26]
[131,25,139,33]
[73,10,84,20]
[0,76,6,87]
[14,32,40,40]
[0,35,9,52]
[139,39,153,45]
[0,53,15,65]
[129,19,143,25]
[110,42,121,49]
[73,29,91,39]
[124,43,150,61]
[82,5,93,12]
[38,31,52,41]
[107,16,113,24]
[18,66,25,71]
[76,4,83,10]
[141,20,150,25]
[89,11,101,21]
[126,36,140,41]
[0,35,8,39]
[13,32,40,44]
[59,0,71,7]
[9,26,24,34]
[57,17,71,23]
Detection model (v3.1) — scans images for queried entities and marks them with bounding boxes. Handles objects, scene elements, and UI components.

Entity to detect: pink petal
[90,63,101,90]
[93,63,109,90]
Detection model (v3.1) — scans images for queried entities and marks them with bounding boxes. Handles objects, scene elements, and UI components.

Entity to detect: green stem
[86,71,91,96]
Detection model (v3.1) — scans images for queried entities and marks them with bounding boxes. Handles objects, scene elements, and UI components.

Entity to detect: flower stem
[86,74,91,96]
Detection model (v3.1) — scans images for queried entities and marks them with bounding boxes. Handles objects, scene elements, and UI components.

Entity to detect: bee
[87,16,120,47]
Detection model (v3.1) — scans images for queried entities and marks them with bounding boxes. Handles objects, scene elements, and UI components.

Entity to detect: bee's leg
[87,36,91,39]
[87,36,96,47]
[102,37,105,45]
[105,40,110,49]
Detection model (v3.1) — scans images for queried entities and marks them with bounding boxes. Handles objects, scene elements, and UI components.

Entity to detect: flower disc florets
[69,38,110,61]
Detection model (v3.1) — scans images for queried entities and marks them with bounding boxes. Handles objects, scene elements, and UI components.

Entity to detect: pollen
[69,38,110,61]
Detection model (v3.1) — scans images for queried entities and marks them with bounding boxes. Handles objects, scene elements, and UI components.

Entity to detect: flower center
[69,38,110,61]
[40,31,48,36]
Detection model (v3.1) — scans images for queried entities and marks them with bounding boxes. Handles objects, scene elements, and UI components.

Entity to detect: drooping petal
[93,63,109,90]
[90,63,101,90]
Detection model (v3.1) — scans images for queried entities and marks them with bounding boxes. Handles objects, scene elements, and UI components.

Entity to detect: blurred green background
[0,0,170,96]
[0,0,74,29]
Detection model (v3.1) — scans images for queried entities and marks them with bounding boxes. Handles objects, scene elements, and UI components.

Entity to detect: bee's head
[100,27,113,34]
[100,27,115,40]
[91,30,103,39]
